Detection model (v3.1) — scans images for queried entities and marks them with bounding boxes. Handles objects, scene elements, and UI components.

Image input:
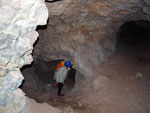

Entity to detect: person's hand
[54,82,58,87]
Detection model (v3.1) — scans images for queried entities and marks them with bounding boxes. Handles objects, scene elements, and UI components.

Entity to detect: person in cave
[54,61,72,96]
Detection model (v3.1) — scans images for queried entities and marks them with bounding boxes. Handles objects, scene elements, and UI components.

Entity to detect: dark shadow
[20,58,77,102]
[65,68,76,88]
[116,20,150,51]
[115,20,150,65]
[19,80,25,88]
[45,0,63,3]
[36,18,49,31]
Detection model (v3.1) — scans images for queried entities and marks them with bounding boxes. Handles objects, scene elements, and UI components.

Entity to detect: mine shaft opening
[20,58,83,103]
[114,20,150,79]
[116,20,150,55]
[114,20,150,66]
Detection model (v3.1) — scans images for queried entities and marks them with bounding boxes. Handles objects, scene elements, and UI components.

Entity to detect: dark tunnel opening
[20,58,78,103]
[94,20,150,112]
[116,20,150,52]
[115,20,150,64]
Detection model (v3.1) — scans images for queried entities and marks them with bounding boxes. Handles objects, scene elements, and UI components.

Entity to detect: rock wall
[0,0,150,112]
[34,0,150,77]
[0,0,48,113]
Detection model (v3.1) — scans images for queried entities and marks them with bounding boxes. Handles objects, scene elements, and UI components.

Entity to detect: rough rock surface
[1,0,150,113]
[34,0,150,77]
[0,0,48,112]
[27,97,62,113]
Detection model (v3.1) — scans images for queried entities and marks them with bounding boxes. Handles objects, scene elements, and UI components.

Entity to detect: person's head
[65,61,72,68]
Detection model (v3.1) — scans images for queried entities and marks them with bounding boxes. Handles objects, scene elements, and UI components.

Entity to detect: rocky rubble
[0,0,48,112]
[27,98,62,113]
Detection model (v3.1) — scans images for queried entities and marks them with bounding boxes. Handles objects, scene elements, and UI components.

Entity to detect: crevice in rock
[45,0,63,3]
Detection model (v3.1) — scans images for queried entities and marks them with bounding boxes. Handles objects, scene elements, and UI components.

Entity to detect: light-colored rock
[93,76,109,91]
[0,0,48,112]
[26,97,62,113]
[136,72,143,78]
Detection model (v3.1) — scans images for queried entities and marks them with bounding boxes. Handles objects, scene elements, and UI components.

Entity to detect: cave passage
[95,20,150,113]
[20,58,78,102]
[115,20,150,64]
[116,20,150,53]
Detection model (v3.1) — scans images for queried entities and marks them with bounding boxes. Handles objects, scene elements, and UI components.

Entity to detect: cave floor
[26,47,150,113]
[45,48,150,113]
[89,48,150,113]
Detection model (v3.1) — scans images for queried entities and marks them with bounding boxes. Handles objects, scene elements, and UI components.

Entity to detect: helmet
[60,61,65,66]
[65,61,72,67]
